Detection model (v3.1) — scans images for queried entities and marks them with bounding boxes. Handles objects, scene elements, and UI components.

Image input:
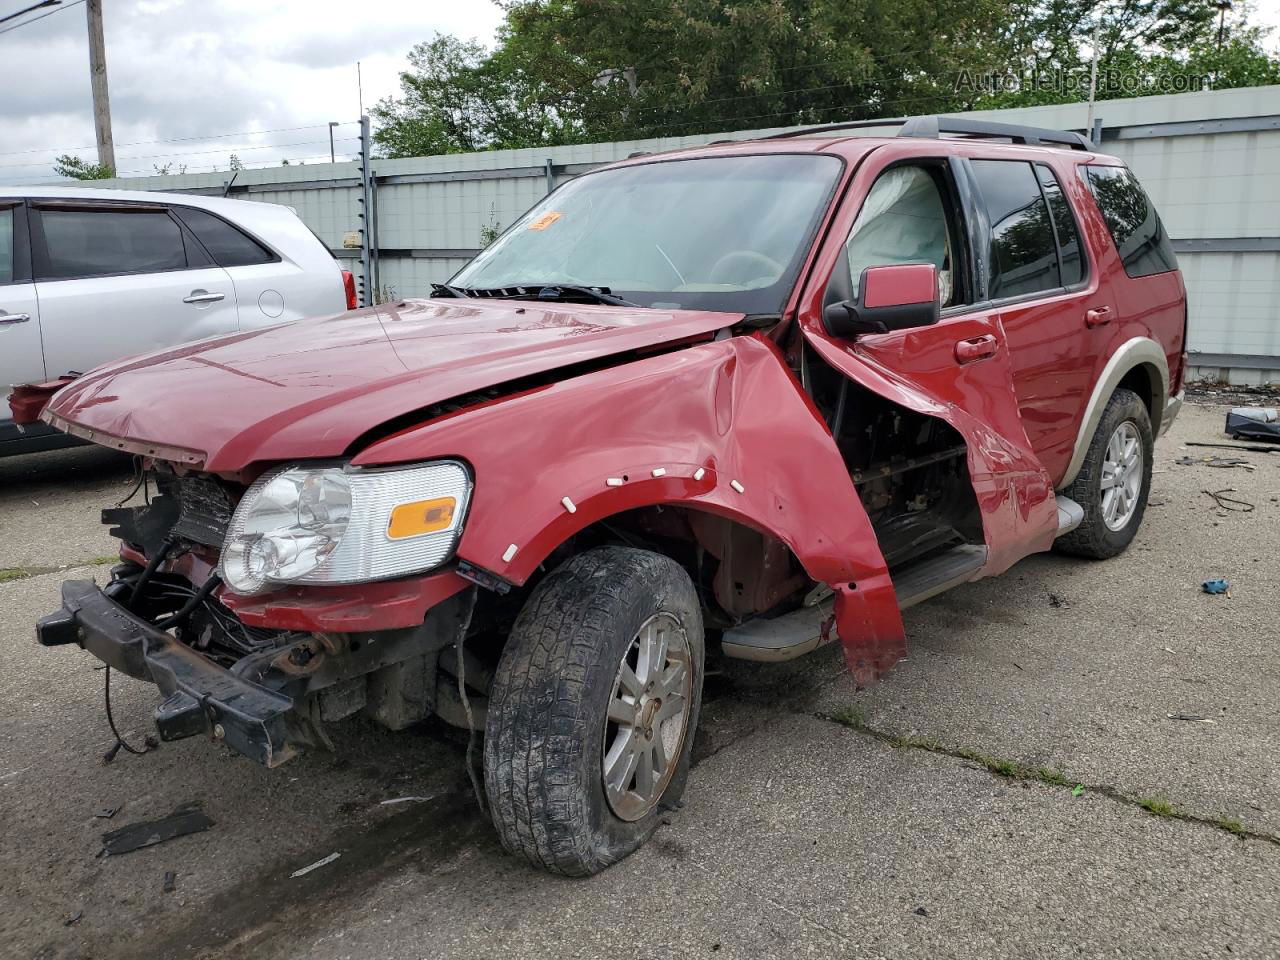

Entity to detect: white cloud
[0,0,504,183]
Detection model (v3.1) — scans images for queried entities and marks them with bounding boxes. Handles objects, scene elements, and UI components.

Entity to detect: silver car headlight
[219,460,471,595]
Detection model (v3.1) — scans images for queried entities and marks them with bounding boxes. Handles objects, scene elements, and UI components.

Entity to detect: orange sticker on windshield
[527,211,563,231]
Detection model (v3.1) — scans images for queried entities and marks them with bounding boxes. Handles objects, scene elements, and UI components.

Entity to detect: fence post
[358,116,375,307]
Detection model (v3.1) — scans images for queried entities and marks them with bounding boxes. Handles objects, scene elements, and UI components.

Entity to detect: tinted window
[1036,165,1083,286]
[1084,165,1178,278]
[0,208,12,284]
[971,160,1059,299]
[39,208,186,280]
[174,207,273,267]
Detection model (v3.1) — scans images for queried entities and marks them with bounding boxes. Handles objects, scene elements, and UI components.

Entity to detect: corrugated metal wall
[90,84,1280,383]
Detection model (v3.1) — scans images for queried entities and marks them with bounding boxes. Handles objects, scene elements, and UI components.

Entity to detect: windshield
[451,153,843,315]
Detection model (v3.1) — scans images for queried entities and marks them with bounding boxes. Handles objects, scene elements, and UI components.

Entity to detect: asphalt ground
[0,400,1276,960]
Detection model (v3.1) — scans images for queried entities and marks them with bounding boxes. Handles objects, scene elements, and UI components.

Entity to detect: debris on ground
[914,906,930,917]
[1174,455,1254,471]
[101,804,214,856]
[290,852,341,878]
[1168,713,1216,723]
[1201,578,1230,596]
[63,910,83,927]
[94,804,121,819]
[1186,441,1280,454]
[1202,488,1255,513]
[1047,593,1069,608]
[163,870,177,893]
[1226,407,1280,444]
[378,795,436,806]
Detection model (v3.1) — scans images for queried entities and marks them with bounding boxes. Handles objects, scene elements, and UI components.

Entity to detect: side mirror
[823,263,940,338]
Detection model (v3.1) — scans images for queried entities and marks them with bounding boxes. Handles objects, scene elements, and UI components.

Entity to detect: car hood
[45,298,742,473]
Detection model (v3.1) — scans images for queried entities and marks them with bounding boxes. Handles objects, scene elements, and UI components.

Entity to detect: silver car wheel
[602,612,692,822]
[1100,420,1143,532]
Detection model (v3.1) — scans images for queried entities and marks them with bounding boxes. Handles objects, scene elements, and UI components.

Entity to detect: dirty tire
[483,546,704,876]
[1056,387,1153,559]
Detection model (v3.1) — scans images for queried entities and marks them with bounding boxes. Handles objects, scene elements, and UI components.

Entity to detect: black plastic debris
[94,805,121,820]
[1226,408,1280,444]
[101,803,213,856]
[163,870,177,893]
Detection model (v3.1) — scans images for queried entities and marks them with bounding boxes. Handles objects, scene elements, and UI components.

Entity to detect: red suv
[31,116,1185,876]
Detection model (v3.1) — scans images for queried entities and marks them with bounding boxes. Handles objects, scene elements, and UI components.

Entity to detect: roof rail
[761,115,1093,151]
[899,116,1093,150]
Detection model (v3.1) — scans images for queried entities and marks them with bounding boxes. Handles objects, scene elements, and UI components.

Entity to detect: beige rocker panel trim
[1057,336,1169,491]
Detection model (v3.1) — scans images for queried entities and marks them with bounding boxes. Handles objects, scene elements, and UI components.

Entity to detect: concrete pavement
[0,401,1276,960]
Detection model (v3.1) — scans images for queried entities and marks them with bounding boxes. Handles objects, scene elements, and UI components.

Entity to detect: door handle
[0,312,31,324]
[183,291,226,304]
[955,334,998,364]
[1085,306,1112,327]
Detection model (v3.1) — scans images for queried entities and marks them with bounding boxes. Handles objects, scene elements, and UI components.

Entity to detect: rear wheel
[1056,388,1153,559]
[483,546,704,876]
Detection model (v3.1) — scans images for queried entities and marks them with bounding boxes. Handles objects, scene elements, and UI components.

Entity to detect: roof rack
[762,115,1094,151]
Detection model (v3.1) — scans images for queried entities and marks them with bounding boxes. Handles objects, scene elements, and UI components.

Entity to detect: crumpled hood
[45,298,741,472]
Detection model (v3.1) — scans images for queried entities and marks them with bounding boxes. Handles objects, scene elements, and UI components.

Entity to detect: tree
[229,153,244,171]
[371,0,1280,157]
[53,155,113,179]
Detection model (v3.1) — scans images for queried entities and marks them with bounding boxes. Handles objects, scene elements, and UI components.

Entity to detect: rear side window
[0,208,13,284]
[173,207,274,267]
[1035,165,1084,287]
[1084,165,1177,278]
[37,208,186,280]
[970,160,1059,299]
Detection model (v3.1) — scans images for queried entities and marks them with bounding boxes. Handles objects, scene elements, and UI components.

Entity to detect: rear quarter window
[1083,165,1178,278]
[173,207,275,267]
[37,207,186,279]
[0,208,13,284]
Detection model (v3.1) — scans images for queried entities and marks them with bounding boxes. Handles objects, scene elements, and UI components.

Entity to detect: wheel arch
[1058,336,1168,490]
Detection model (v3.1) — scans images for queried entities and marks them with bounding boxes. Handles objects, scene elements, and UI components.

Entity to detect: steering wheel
[707,250,784,285]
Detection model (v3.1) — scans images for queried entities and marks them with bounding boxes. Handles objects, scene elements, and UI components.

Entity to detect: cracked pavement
[1,402,1277,959]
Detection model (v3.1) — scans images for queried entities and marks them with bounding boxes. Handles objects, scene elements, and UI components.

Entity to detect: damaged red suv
[31,116,1185,876]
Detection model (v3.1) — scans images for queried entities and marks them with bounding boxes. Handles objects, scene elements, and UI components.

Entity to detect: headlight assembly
[219,460,471,594]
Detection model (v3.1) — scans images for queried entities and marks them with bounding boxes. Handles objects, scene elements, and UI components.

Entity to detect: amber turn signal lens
[387,496,456,539]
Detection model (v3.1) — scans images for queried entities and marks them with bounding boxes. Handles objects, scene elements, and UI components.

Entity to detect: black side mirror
[823,263,940,339]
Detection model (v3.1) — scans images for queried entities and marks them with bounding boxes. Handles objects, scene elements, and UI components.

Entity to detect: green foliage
[53,155,114,180]
[372,0,1280,158]
[229,153,244,172]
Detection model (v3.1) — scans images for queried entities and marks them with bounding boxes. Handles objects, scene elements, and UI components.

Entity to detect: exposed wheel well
[1117,363,1158,419]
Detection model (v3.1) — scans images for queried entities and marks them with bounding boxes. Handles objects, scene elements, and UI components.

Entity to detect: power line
[0,0,60,27]
[0,136,362,172]
[0,121,362,159]
[0,0,82,35]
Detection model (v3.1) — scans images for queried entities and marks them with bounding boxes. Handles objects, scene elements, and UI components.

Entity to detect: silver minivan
[1,187,353,455]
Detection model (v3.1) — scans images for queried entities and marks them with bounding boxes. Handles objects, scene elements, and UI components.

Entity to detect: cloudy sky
[0,0,1278,185]
[0,0,504,183]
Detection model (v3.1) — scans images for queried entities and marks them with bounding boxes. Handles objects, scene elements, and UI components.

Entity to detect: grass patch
[0,569,29,583]
[92,556,119,565]
[1215,816,1246,836]
[1137,796,1177,817]
[831,707,866,731]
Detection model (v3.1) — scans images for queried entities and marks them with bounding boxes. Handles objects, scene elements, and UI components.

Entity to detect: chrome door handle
[0,312,31,324]
[183,292,225,304]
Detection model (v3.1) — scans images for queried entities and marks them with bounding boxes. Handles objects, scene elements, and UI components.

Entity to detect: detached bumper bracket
[36,580,301,767]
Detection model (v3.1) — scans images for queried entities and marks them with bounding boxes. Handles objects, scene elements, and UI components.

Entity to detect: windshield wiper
[468,283,639,308]
[431,282,473,299]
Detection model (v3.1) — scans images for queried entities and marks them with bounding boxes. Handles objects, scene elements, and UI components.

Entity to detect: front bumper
[37,580,300,766]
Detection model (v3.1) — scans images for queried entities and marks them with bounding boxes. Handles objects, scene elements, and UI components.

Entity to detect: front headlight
[220,460,471,594]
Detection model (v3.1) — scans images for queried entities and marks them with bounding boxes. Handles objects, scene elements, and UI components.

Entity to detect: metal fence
[84,84,1280,384]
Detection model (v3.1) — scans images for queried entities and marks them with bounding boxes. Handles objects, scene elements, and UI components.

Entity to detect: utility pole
[329,121,339,163]
[1085,19,1101,135]
[86,0,115,173]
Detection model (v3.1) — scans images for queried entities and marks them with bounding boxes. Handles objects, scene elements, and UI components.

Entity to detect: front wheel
[483,546,704,876]
[1056,387,1154,559]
